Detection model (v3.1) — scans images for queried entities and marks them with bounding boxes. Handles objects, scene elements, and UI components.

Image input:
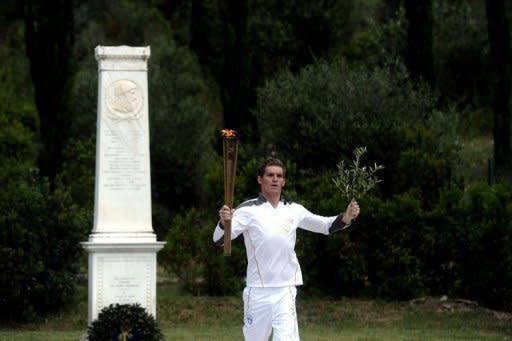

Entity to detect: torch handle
[222,136,238,256]
[223,219,232,256]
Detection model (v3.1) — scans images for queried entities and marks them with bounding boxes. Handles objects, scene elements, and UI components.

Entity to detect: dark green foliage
[217,0,250,130]
[359,193,427,299]
[342,5,407,69]
[148,38,217,213]
[0,105,38,177]
[298,189,428,300]
[160,207,245,296]
[433,1,490,108]
[59,137,96,211]
[186,0,356,133]
[254,60,437,196]
[0,174,89,321]
[160,208,206,294]
[248,0,355,72]
[0,88,89,321]
[24,0,76,187]
[87,303,163,341]
[427,182,512,309]
[201,236,246,296]
[298,181,512,309]
[485,0,512,181]
[396,111,460,208]
[404,0,434,86]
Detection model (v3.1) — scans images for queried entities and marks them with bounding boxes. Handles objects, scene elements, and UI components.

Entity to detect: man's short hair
[258,157,286,177]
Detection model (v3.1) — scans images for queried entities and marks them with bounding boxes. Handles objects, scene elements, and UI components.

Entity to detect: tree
[187,0,356,136]
[485,0,512,181]
[404,0,434,87]
[24,0,75,189]
[377,0,401,21]
[218,0,250,131]
[189,0,250,131]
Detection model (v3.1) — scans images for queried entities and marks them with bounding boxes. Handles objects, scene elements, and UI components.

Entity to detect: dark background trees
[1,0,512,320]
[485,0,511,181]
[24,0,76,188]
[404,0,434,86]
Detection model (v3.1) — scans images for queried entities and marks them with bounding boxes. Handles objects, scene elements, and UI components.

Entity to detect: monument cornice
[95,45,150,60]
[81,242,166,253]
[95,45,150,71]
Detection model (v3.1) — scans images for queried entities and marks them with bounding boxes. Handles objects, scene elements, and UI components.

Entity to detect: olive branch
[332,147,384,202]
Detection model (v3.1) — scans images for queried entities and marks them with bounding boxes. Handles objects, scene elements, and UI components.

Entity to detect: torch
[221,129,239,256]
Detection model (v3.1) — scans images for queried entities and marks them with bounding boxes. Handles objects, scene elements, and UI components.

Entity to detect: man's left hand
[342,198,360,224]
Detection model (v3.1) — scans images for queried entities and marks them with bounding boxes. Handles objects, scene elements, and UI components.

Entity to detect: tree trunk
[219,0,249,131]
[24,0,75,188]
[485,0,512,181]
[190,0,215,73]
[404,0,434,87]
[378,0,401,21]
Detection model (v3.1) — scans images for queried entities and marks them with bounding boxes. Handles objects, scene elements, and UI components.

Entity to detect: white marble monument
[82,45,165,325]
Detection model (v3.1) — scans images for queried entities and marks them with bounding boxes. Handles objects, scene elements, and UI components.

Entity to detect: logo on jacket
[246,314,254,326]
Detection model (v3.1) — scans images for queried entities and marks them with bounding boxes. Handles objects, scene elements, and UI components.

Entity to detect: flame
[221,129,237,137]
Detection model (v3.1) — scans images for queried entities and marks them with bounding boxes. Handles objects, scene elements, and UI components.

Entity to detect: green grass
[1,281,511,340]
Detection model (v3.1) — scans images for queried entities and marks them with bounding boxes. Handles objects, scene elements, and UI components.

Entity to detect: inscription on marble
[102,128,147,192]
[97,254,153,310]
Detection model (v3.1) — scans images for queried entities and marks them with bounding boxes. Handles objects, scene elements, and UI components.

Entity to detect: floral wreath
[87,303,163,341]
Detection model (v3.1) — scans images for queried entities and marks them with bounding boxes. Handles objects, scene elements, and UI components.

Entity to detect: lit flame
[221,129,237,137]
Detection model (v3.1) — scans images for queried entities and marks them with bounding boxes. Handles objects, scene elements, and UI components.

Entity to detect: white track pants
[242,286,300,341]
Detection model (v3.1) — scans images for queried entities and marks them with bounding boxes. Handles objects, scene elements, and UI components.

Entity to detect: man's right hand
[219,205,234,227]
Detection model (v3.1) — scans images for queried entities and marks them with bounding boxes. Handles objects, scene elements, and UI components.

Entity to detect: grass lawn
[1,281,511,340]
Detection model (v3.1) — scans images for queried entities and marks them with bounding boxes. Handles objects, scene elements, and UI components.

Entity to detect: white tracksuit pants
[242,286,300,341]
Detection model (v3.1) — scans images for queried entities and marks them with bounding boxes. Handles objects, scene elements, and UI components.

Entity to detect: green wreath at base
[87,303,163,341]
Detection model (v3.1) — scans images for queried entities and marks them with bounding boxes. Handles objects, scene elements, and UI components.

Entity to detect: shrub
[160,208,207,294]
[296,177,512,309]
[253,60,441,199]
[159,207,245,296]
[346,192,427,300]
[421,182,468,296]
[396,111,460,208]
[59,136,96,211]
[446,183,512,309]
[0,106,89,321]
[87,303,163,341]
[0,173,89,321]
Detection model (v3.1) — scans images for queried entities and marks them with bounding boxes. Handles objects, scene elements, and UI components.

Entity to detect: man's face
[258,165,285,197]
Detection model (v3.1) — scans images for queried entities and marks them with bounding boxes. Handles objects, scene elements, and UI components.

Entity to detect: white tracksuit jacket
[213,194,349,288]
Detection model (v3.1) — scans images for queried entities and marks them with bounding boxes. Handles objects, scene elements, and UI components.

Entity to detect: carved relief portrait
[105,79,143,121]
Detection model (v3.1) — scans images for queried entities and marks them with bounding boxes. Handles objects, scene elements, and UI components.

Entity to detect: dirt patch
[489,310,512,322]
[402,295,512,319]
[402,296,479,312]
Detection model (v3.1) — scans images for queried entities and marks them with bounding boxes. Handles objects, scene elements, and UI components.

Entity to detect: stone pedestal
[81,243,164,324]
[82,46,165,326]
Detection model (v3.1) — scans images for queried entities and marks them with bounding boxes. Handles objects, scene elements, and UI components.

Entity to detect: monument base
[81,233,165,325]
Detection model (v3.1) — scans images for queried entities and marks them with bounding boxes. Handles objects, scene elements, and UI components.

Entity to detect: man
[213,157,360,341]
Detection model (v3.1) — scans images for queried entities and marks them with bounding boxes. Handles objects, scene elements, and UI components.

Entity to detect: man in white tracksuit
[213,157,360,341]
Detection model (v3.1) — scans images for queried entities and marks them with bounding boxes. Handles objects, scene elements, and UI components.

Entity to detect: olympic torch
[221,129,239,256]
